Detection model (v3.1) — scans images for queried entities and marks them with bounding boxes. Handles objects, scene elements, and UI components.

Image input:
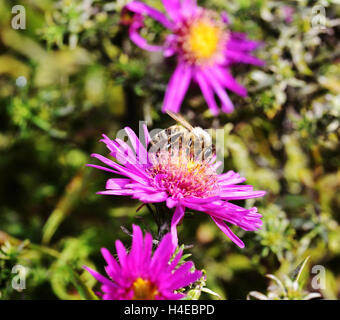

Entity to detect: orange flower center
[188,20,221,60]
[176,10,229,66]
[132,277,159,300]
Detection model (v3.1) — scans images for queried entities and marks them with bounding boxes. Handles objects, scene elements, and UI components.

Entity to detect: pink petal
[162,0,181,22]
[143,123,151,146]
[106,178,131,190]
[125,1,173,29]
[150,233,174,277]
[194,70,220,115]
[166,197,178,208]
[225,49,265,66]
[170,205,185,247]
[201,69,234,113]
[162,63,192,113]
[124,127,148,165]
[181,0,197,16]
[210,67,248,97]
[83,266,117,288]
[115,240,128,268]
[211,216,245,248]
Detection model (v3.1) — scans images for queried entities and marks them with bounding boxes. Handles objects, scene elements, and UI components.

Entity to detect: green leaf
[290,256,310,284]
[66,265,99,300]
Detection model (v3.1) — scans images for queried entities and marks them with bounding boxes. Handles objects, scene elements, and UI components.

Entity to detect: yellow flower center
[132,277,159,300]
[188,20,220,60]
[176,10,229,66]
[186,160,197,172]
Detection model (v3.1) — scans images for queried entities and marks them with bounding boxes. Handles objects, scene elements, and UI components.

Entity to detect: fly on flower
[84,225,202,300]
[88,118,266,248]
[124,0,264,115]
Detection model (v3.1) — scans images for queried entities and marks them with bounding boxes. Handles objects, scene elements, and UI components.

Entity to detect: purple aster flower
[282,6,294,24]
[88,125,266,248]
[124,0,264,115]
[84,224,202,300]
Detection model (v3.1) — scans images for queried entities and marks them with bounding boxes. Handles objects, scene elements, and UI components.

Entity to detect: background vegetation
[0,0,339,299]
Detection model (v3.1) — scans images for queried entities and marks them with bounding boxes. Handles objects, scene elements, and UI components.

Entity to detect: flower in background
[282,6,294,24]
[124,0,264,115]
[84,225,202,300]
[89,125,266,248]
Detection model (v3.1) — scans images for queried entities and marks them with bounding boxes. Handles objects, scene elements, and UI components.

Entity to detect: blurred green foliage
[0,0,340,299]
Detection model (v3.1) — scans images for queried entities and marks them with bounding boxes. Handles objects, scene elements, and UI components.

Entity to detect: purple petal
[129,225,143,273]
[83,266,117,288]
[170,205,185,247]
[136,191,168,202]
[164,34,177,57]
[125,1,173,29]
[166,262,201,289]
[97,189,134,196]
[221,11,230,24]
[115,240,128,268]
[168,250,183,271]
[183,196,220,205]
[201,69,234,113]
[211,216,245,248]
[228,38,262,51]
[101,248,120,269]
[213,161,222,170]
[129,18,164,52]
[150,233,174,278]
[91,153,148,185]
[219,190,266,200]
[124,127,148,165]
[142,232,153,269]
[86,164,120,175]
[181,0,197,16]
[225,49,265,66]
[106,178,131,190]
[209,67,248,97]
[162,0,181,22]
[101,248,121,280]
[162,63,192,113]
[166,197,178,208]
[218,171,246,185]
[194,70,220,115]
[143,123,151,146]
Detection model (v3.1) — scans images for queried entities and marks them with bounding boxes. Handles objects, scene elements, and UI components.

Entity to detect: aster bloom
[282,6,294,24]
[124,0,264,115]
[84,225,202,300]
[89,125,266,248]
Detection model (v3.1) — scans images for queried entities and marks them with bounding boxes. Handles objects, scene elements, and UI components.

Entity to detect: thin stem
[154,204,171,241]
[146,203,158,225]
[1,231,60,259]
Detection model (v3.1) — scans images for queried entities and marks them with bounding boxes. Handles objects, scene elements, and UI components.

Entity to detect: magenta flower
[282,6,294,24]
[89,125,266,248]
[124,0,264,115]
[84,225,202,300]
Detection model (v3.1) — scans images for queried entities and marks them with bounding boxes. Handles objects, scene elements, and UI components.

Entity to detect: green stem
[153,203,172,241]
